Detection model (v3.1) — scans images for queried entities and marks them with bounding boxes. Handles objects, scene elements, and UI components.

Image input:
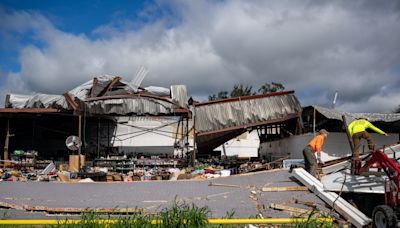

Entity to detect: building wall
[111,116,192,156]
[214,131,260,158]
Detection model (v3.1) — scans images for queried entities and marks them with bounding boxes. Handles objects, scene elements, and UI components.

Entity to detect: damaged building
[0,75,304,166]
[0,75,191,163]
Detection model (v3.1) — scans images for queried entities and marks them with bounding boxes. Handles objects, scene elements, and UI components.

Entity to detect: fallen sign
[293,168,371,228]
[262,186,308,192]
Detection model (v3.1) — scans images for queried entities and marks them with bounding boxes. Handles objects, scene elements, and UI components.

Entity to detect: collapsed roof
[5,75,189,116]
[308,105,400,123]
[194,91,303,152]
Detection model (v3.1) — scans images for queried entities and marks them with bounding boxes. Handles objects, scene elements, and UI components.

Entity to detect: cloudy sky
[1,0,400,113]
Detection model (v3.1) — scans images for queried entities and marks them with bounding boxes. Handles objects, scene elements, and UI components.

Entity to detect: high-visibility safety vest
[307,135,324,152]
[348,119,385,137]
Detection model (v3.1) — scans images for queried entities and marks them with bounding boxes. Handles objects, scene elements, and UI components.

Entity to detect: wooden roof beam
[96,76,121,97]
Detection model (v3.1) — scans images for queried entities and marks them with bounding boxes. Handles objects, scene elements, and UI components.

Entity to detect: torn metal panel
[89,77,99,97]
[311,105,400,123]
[97,76,121,97]
[197,129,246,153]
[171,85,188,108]
[67,75,136,101]
[322,144,400,175]
[145,86,170,97]
[4,75,188,116]
[5,94,31,108]
[6,93,68,110]
[194,91,302,135]
[321,170,385,194]
[293,168,372,228]
[383,143,400,158]
[321,160,351,174]
[0,108,63,113]
[84,97,175,115]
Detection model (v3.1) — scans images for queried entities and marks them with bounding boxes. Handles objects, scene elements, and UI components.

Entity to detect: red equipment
[354,149,400,227]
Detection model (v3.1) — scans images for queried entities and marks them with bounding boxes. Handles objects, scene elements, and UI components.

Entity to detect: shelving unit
[11,151,38,171]
[94,157,181,173]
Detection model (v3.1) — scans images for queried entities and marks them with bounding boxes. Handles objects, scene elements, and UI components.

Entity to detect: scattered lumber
[0,201,143,215]
[294,199,317,208]
[24,205,48,211]
[262,186,308,192]
[270,203,310,215]
[208,182,241,188]
[247,157,288,172]
[0,201,24,210]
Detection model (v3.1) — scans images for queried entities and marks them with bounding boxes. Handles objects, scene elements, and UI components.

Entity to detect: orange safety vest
[307,135,325,152]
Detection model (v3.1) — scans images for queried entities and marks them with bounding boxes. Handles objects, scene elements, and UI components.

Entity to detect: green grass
[290,208,337,228]
[0,202,337,227]
[45,200,239,228]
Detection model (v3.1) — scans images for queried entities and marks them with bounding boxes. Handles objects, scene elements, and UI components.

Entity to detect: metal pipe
[78,115,82,169]
[313,107,316,136]
[0,218,334,225]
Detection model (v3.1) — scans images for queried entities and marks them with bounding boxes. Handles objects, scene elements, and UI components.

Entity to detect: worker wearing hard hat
[302,129,328,177]
[348,118,388,158]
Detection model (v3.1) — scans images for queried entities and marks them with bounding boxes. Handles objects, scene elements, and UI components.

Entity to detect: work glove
[317,155,324,165]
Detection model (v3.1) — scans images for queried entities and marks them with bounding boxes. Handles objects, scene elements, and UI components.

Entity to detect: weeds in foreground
[290,208,336,228]
[42,200,237,228]
[0,203,337,227]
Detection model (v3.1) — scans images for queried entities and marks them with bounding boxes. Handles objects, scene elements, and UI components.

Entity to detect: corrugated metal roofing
[170,85,188,108]
[312,105,400,123]
[84,97,175,115]
[4,75,188,116]
[5,94,68,109]
[194,92,302,134]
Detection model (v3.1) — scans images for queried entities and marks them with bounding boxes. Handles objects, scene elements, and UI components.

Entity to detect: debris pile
[1,151,289,182]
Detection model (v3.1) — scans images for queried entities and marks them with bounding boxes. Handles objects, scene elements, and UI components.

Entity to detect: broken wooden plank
[262,186,308,192]
[23,205,48,211]
[63,92,78,110]
[247,157,288,172]
[294,199,317,208]
[270,203,310,215]
[46,207,141,214]
[208,182,241,188]
[0,201,24,210]
[96,76,121,97]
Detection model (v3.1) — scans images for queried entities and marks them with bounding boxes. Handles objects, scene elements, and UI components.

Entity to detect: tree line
[208,82,285,101]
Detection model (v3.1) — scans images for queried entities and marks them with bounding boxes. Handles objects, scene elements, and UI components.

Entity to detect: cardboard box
[69,155,85,172]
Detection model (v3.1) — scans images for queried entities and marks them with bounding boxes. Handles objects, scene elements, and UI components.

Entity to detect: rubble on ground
[1,150,285,183]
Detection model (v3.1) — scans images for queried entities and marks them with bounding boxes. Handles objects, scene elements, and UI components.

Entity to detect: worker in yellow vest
[348,118,388,158]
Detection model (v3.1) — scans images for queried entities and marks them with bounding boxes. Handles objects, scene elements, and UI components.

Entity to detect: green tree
[230,84,254,97]
[208,91,228,101]
[258,82,285,94]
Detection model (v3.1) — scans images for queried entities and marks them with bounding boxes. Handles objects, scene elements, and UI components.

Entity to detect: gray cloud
[1,0,400,112]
